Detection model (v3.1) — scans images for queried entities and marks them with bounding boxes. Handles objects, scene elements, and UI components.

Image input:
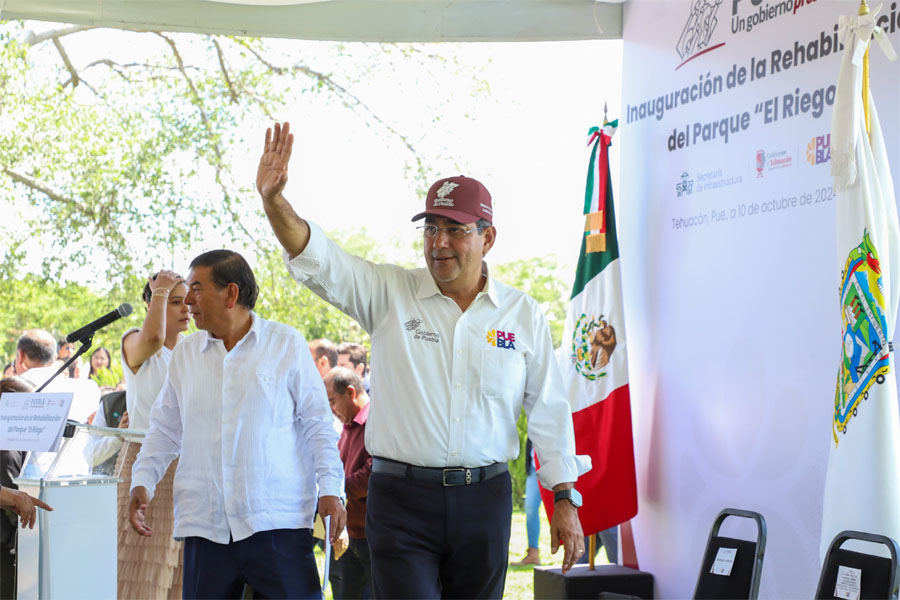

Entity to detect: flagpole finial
[859,0,869,15]
[603,102,609,127]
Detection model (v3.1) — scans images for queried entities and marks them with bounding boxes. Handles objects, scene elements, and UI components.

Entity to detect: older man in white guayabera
[129,249,345,599]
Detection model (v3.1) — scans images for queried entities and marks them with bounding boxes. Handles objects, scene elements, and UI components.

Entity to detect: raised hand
[149,269,183,294]
[257,122,294,204]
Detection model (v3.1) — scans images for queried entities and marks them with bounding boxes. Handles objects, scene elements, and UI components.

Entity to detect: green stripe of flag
[571,144,620,299]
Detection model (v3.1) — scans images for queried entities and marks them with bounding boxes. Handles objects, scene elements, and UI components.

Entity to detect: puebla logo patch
[486,329,516,350]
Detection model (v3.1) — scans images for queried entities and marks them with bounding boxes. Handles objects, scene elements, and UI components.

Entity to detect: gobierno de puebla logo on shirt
[404,318,441,343]
[486,329,517,350]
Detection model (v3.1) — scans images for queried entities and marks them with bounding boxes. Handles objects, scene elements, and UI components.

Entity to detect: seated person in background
[2,364,14,378]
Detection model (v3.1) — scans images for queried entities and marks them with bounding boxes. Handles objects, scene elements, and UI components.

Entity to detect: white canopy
[0,0,624,42]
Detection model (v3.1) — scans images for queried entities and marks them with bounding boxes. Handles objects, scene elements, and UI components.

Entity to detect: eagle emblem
[571,313,617,381]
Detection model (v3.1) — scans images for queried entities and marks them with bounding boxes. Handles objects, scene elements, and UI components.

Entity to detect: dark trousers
[340,537,371,599]
[0,538,14,600]
[183,529,321,600]
[366,471,512,599]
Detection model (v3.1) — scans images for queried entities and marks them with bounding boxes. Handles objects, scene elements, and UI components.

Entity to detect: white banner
[0,392,72,452]
[620,0,900,596]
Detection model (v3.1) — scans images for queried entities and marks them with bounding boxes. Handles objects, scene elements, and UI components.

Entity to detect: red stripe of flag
[539,384,638,535]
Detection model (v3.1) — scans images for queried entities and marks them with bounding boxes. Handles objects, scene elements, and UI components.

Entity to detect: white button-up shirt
[286,222,590,489]
[130,312,343,543]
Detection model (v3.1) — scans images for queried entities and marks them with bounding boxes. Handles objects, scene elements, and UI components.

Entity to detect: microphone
[66,303,134,343]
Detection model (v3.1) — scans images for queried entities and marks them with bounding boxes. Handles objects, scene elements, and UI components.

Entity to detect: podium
[13,423,141,599]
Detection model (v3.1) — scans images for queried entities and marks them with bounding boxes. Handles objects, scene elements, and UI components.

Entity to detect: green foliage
[0,22,485,288]
[254,245,366,344]
[0,273,143,365]
[0,24,262,286]
[253,227,418,344]
[509,411,529,510]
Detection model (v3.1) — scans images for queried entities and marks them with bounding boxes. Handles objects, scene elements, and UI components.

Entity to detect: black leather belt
[372,457,508,487]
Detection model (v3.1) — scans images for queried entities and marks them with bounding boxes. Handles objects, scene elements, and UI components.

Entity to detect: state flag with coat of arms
[540,120,638,538]
[820,7,900,559]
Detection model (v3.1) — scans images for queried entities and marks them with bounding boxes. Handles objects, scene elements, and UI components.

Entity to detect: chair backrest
[693,508,767,600]
[815,530,900,600]
[100,390,127,428]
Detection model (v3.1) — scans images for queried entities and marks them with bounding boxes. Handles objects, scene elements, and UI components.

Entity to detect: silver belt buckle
[442,468,472,486]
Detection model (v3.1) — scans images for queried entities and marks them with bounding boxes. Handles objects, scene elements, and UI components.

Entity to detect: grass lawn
[314,507,610,599]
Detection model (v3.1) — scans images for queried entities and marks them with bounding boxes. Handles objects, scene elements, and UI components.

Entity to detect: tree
[0,274,138,367]
[0,22,484,288]
[254,226,418,344]
[492,255,570,347]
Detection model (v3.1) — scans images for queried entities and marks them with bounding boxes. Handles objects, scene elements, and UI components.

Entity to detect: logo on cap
[433,182,459,207]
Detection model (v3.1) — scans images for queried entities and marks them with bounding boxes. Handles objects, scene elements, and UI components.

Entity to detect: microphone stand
[35,336,93,438]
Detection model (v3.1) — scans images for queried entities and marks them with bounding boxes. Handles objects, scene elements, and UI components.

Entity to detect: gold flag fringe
[584,211,604,232]
[586,233,607,253]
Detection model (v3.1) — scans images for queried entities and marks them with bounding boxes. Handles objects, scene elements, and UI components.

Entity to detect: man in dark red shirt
[325,367,373,599]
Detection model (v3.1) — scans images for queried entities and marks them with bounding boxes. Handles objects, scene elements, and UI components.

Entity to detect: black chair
[693,508,766,599]
[815,530,900,600]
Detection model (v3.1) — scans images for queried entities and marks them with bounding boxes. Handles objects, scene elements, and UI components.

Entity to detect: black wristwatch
[554,488,583,508]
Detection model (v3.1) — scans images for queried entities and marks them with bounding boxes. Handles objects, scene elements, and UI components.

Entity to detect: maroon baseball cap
[411,176,493,224]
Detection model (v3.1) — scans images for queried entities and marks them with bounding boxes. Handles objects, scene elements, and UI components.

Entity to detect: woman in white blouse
[117,269,189,600]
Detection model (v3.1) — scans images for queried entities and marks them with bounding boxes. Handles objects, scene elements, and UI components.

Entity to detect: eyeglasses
[418,224,484,239]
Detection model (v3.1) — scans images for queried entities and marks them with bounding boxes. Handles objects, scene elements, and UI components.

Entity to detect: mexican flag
[541,120,638,535]
[820,10,900,559]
